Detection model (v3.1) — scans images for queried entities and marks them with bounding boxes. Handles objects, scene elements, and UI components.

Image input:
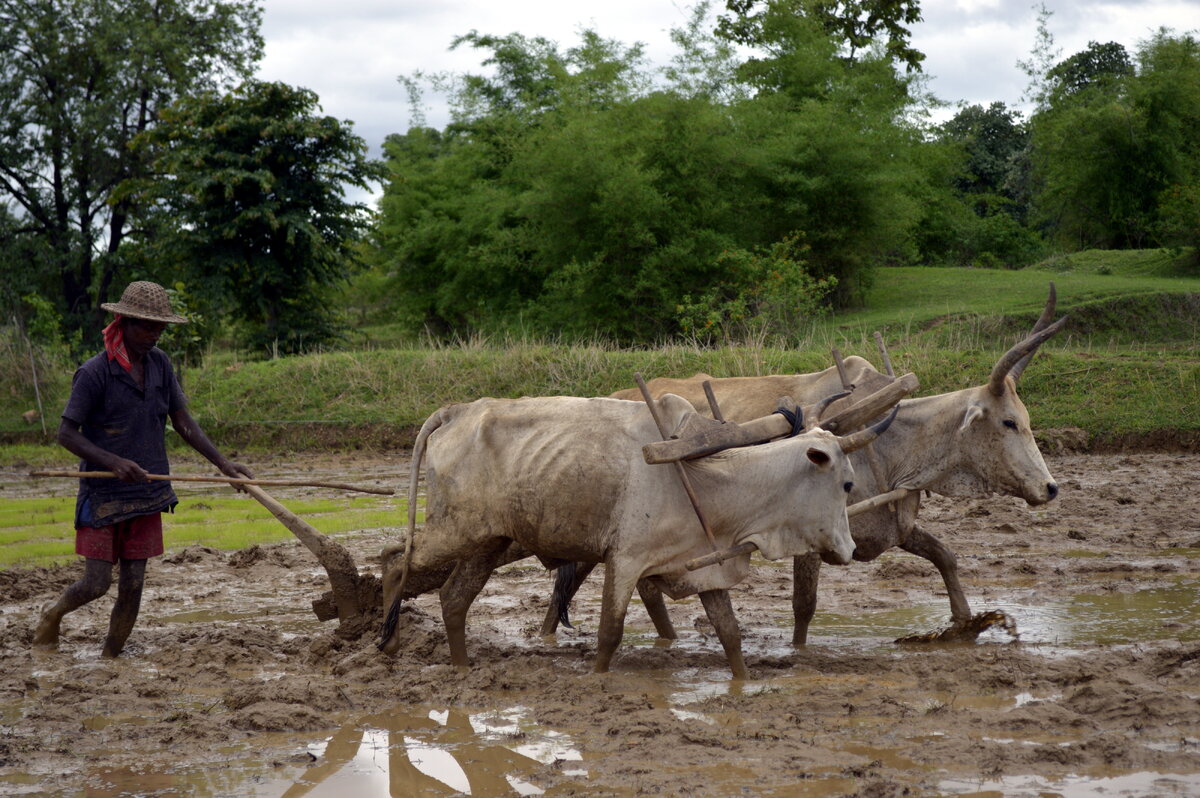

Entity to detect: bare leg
[101,558,146,658]
[439,549,505,667]
[637,579,677,640]
[33,558,113,648]
[791,553,820,647]
[699,589,746,680]
[900,526,972,623]
[594,561,639,673]
[540,561,597,636]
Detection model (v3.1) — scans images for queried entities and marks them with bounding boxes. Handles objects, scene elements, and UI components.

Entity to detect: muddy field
[1,449,1199,797]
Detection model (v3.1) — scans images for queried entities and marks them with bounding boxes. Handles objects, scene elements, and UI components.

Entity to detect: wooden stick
[686,541,757,572]
[28,470,394,496]
[635,373,719,553]
[873,331,896,378]
[831,350,896,513]
[847,488,910,517]
[702,380,725,422]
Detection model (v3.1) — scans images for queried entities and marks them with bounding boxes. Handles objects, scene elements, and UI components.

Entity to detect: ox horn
[810,390,851,425]
[987,315,1069,396]
[1010,282,1058,383]
[837,406,899,453]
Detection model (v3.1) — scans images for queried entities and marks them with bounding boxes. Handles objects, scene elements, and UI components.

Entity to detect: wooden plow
[629,335,919,573]
[29,470,389,631]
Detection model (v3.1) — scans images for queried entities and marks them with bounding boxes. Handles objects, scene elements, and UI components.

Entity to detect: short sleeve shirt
[63,348,188,528]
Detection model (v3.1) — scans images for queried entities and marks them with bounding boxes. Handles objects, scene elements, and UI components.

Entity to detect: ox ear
[806,448,832,467]
[959,404,985,432]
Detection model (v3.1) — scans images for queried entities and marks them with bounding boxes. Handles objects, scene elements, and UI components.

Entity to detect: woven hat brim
[100,302,188,324]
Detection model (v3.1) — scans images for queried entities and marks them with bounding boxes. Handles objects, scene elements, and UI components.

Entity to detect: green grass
[2,252,1196,448]
[0,493,417,569]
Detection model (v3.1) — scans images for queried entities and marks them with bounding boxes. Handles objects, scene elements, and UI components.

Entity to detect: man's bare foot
[32,604,62,648]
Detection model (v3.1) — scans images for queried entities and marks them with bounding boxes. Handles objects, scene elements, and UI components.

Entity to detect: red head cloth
[102,314,132,372]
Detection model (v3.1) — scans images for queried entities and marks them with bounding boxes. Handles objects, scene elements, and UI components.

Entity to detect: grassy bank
[2,254,1197,453]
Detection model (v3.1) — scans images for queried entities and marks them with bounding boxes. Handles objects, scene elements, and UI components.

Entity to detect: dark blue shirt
[62,348,187,528]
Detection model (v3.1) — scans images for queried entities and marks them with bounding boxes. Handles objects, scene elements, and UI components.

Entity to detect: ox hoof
[894,611,1018,644]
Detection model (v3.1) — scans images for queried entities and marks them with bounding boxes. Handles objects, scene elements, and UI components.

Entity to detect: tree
[1029,31,1200,249]
[940,103,1028,202]
[717,0,925,73]
[1046,41,1133,104]
[124,81,384,353]
[378,18,924,339]
[0,0,262,345]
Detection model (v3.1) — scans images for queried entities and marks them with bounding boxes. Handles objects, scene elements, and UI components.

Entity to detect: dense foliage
[375,3,925,341]
[2,0,1197,353]
[1029,33,1200,253]
[123,81,384,353]
[0,0,262,346]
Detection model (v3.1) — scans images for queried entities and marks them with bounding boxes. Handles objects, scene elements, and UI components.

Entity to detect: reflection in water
[275,705,577,797]
[809,582,1200,646]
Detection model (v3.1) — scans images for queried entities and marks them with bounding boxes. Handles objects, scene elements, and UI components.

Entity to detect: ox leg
[637,579,677,640]
[699,589,746,680]
[439,548,507,667]
[900,526,972,623]
[594,564,640,673]
[791,553,820,647]
[539,561,597,636]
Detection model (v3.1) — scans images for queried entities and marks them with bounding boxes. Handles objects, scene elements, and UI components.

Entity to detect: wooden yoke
[643,373,918,465]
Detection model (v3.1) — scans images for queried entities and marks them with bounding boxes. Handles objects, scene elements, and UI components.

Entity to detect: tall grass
[2,254,1196,446]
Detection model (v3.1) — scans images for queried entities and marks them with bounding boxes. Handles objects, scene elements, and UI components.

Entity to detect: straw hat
[100,281,188,324]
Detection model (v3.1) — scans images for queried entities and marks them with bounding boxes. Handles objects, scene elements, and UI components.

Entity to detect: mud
[1,450,1199,797]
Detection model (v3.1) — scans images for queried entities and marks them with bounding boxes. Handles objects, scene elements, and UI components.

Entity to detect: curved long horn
[988,315,1070,396]
[1010,282,1058,383]
[805,390,851,429]
[838,406,899,453]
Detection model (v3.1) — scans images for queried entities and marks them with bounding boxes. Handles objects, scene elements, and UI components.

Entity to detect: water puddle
[941,770,1200,796]
[808,581,1200,647]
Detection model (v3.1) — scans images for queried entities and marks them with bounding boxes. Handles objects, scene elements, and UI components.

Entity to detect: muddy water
[2,451,1200,797]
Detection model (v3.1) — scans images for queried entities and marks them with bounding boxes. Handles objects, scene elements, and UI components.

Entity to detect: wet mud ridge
[1,452,1199,796]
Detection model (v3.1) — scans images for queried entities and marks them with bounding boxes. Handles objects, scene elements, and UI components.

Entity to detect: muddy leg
[594,562,639,673]
[439,549,505,667]
[791,553,820,647]
[101,558,146,658]
[637,578,677,640]
[33,558,113,648]
[540,561,597,636]
[699,589,746,680]
[900,527,971,623]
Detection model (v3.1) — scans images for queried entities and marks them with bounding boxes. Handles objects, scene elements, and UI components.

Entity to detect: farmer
[32,281,253,658]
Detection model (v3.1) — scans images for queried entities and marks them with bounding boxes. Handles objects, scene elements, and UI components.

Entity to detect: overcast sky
[256,0,1199,204]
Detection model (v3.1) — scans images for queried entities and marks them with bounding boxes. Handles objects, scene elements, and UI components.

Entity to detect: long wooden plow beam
[29,470,394,495]
[644,372,918,465]
[241,484,363,623]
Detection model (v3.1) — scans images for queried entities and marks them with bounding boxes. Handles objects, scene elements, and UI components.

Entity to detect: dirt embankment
[1,451,1198,797]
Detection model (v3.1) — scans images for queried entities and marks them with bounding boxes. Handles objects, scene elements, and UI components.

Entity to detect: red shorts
[75,514,164,563]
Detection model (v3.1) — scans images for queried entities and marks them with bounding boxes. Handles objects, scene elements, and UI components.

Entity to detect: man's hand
[110,457,149,483]
[218,459,255,491]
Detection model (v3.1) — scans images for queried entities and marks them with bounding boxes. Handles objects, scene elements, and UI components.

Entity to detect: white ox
[560,288,1068,644]
[378,394,890,677]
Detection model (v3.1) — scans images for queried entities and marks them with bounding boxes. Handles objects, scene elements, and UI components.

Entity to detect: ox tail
[377,407,448,652]
[378,596,403,650]
[551,563,576,630]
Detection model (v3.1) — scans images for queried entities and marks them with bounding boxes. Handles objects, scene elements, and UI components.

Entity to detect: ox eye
[1003,419,1018,430]
[843,481,853,494]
